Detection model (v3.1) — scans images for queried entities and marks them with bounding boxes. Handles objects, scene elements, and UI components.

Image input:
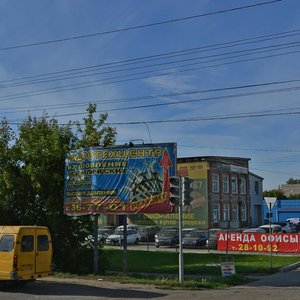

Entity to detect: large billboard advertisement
[130,161,209,229]
[64,143,176,216]
[218,232,300,253]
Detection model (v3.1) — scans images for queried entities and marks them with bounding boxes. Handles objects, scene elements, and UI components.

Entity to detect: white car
[106,229,141,245]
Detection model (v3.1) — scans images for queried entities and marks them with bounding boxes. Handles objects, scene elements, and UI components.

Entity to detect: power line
[0,46,299,102]
[3,79,300,115]
[180,145,300,153]
[2,27,300,86]
[8,104,300,126]
[0,0,282,51]
[102,110,300,125]
[251,167,300,176]
[2,39,300,89]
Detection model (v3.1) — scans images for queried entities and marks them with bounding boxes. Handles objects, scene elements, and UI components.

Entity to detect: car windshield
[159,230,177,237]
[188,231,204,238]
[114,230,124,235]
[99,229,112,234]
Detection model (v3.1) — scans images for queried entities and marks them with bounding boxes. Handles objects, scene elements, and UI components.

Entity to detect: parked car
[182,230,208,248]
[259,224,282,233]
[105,229,141,245]
[271,222,297,233]
[139,226,161,242]
[155,227,179,248]
[206,229,224,250]
[182,228,198,238]
[242,227,266,233]
[116,224,139,231]
[98,227,115,242]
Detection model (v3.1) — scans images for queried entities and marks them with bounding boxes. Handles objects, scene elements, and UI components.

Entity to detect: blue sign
[64,143,176,215]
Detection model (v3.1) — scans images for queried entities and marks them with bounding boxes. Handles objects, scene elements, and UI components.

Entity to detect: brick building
[177,156,251,230]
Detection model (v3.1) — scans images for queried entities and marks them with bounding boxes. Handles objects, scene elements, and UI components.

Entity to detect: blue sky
[0,0,300,190]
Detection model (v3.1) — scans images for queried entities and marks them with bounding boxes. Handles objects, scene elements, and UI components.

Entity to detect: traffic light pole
[178,192,184,284]
[169,175,184,283]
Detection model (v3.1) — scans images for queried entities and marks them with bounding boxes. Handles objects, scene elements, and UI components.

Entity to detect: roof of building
[249,172,264,180]
[178,156,251,162]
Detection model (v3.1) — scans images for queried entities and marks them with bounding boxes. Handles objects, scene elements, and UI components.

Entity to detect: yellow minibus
[0,226,52,283]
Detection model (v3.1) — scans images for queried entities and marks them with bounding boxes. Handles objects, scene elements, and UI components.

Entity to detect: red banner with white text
[218,232,300,253]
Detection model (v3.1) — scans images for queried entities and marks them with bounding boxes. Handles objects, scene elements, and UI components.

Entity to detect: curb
[280,261,300,272]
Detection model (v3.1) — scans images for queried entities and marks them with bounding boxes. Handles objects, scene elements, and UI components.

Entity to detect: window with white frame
[240,176,246,195]
[212,174,219,193]
[231,175,238,194]
[213,204,220,223]
[232,204,239,221]
[241,202,247,221]
[254,181,259,194]
[223,203,230,221]
[223,174,229,193]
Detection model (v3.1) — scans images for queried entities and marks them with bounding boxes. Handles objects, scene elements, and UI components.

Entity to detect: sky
[0,0,300,191]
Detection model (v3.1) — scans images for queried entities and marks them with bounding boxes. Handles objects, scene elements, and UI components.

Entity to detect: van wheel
[135,238,139,244]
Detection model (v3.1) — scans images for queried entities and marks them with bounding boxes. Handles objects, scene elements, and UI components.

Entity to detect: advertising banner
[130,161,208,229]
[64,143,176,216]
[218,232,300,253]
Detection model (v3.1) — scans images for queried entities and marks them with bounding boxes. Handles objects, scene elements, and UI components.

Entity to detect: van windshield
[0,235,14,252]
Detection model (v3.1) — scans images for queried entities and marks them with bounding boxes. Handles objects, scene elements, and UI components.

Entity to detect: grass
[104,248,300,275]
[54,249,300,289]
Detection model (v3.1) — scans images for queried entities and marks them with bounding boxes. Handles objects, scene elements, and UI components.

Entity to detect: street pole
[93,214,99,274]
[264,197,276,272]
[269,202,272,270]
[123,215,128,275]
[179,176,184,284]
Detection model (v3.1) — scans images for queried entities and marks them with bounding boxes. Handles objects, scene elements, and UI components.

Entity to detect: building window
[212,174,219,193]
[231,175,238,194]
[213,204,220,223]
[223,175,229,193]
[241,202,247,221]
[232,204,239,221]
[223,203,230,221]
[255,181,259,195]
[240,176,246,195]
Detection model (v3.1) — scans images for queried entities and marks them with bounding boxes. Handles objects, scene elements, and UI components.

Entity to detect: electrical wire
[0,0,283,51]
[2,79,300,115]
[0,46,299,102]
[2,27,300,86]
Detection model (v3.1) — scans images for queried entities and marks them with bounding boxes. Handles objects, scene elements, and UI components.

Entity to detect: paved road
[0,266,300,300]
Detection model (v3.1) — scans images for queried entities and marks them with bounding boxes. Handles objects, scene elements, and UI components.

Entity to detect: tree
[75,103,116,148]
[286,178,300,184]
[263,189,287,199]
[0,104,117,273]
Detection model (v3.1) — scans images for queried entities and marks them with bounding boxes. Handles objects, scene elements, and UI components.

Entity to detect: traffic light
[169,176,181,205]
[182,177,193,206]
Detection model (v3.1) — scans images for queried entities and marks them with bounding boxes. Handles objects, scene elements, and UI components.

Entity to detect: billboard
[218,232,300,253]
[130,161,209,229]
[64,143,176,216]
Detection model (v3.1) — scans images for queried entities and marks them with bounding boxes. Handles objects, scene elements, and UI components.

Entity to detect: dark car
[155,228,179,248]
[206,229,223,250]
[139,226,161,242]
[98,227,115,243]
[182,231,208,248]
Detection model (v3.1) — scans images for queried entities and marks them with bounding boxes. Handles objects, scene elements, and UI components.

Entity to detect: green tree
[0,104,116,273]
[75,103,116,148]
[286,178,300,184]
[263,189,287,199]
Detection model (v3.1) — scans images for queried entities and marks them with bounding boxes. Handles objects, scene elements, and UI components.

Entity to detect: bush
[53,247,110,275]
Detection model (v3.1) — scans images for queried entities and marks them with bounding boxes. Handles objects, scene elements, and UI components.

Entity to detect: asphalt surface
[1,265,300,300]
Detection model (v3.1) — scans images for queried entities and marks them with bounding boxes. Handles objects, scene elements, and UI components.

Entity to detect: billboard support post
[93,214,99,274]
